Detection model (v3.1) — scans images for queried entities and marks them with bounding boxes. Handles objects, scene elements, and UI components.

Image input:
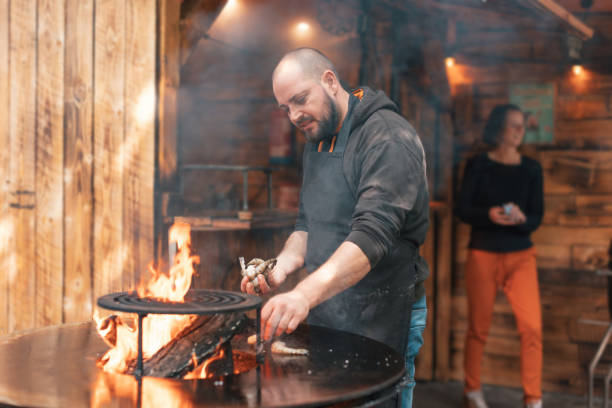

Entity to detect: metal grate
[97,289,261,315]
[97,289,263,378]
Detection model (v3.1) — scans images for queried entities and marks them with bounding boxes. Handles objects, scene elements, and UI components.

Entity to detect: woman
[456,104,544,408]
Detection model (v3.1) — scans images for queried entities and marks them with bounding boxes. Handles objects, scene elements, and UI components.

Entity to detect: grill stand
[97,290,263,380]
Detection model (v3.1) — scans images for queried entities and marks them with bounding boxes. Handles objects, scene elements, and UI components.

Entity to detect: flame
[184,347,226,379]
[95,222,200,373]
[92,372,196,408]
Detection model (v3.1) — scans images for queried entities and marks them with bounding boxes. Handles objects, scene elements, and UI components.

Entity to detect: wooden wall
[449,16,612,393]
[0,0,156,336]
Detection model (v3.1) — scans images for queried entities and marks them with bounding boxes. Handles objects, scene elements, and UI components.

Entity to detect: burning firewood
[125,313,246,378]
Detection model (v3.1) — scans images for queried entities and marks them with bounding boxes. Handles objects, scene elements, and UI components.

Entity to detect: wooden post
[64,0,94,323]
[158,0,181,190]
[0,0,9,335]
[36,0,65,327]
[9,0,37,332]
[124,0,156,289]
[415,206,436,380]
[157,0,181,265]
[94,0,126,297]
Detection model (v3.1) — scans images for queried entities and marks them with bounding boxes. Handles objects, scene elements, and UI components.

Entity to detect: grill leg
[135,313,146,378]
[589,323,612,408]
[256,306,263,364]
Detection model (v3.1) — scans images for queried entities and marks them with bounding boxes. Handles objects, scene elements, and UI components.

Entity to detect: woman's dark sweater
[455,153,544,253]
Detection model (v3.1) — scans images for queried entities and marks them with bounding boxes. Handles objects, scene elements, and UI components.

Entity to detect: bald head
[272,48,339,84]
[272,48,349,144]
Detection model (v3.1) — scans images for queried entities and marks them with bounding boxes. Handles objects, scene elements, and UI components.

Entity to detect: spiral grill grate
[97,289,261,315]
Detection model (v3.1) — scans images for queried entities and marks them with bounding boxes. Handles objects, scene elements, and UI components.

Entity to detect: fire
[184,347,226,379]
[94,222,200,374]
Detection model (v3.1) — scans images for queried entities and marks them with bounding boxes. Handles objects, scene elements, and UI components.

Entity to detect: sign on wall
[509,83,555,144]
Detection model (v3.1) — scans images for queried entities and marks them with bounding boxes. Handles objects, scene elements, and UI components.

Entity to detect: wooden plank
[576,195,612,215]
[556,119,612,149]
[559,71,612,96]
[558,95,612,120]
[64,0,94,323]
[0,0,9,336]
[521,0,594,39]
[535,244,572,269]
[542,194,576,225]
[556,0,612,12]
[435,209,453,380]
[532,150,612,171]
[538,266,605,288]
[123,0,156,290]
[158,0,180,189]
[9,0,37,332]
[451,62,559,86]
[36,0,65,327]
[556,214,612,227]
[571,244,610,271]
[94,0,125,297]
[544,167,612,194]
[415,208,435,380]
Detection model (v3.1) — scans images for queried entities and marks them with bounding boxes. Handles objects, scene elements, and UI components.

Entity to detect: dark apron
[301,97,414,358]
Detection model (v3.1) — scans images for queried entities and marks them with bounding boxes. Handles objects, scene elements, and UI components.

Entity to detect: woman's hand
[489,204,527,225]
[506,202,526,224]
[489,206,516,225]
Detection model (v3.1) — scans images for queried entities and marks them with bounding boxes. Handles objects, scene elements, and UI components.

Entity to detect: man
[241,48,429,407]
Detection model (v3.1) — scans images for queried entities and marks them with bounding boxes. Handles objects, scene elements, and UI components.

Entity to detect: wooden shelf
[166,209,297,231]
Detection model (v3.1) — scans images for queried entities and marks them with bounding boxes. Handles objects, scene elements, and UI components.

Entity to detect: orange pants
[463,248,542,403]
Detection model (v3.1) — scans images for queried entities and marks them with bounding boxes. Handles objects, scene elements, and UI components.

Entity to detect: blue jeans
[400,295,428,408]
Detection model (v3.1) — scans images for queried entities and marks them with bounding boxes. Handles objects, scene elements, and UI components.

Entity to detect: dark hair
[482,104,522,146]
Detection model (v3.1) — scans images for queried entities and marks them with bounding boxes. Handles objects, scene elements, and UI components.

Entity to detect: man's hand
[240,262,290,295]
[261,290,309,340]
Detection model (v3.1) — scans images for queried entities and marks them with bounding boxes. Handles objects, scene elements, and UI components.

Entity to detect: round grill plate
[97,289,261,315]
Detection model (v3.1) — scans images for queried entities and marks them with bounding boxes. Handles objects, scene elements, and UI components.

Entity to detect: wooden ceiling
[176,0,612,80]
[556,0,612,13]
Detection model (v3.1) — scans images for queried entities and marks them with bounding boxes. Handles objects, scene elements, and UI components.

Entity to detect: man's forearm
[293,241,370,310]
[277,230,308,276]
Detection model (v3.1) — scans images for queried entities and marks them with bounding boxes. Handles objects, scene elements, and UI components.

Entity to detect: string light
[572,64,583,76]
[445,57,455,68]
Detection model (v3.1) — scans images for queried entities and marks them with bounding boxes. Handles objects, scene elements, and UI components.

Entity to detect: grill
[97,289,262,315]
[0,321,405,407]
[97,289,263,376]
[0,289,406,407]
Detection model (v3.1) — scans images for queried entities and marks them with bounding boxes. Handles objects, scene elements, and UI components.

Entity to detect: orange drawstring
[329,136,336,153]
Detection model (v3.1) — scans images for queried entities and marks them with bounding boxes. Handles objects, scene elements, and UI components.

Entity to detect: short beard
[304,92,339,144]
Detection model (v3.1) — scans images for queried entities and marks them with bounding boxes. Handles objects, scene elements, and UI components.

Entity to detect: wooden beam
[94,0,126,297]
[124,0,156,289]
[158,0,181,189]
[9,0,37,332]
[64,0,94,323]
[179,0,226,67]
[521,0,594,40]
[36,0,65,327]
[555,0,612,13]
[0,0,9,336]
